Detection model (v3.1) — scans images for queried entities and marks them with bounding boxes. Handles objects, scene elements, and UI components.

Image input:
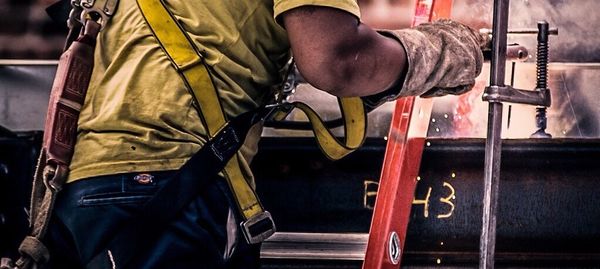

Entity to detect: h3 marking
[363,179,456,219]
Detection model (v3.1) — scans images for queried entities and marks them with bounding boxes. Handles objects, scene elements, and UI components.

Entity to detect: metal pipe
[505,44,528,61]
[489,0,509,85]
[480,0,510,268]
[479,27,558,35]
[483,44,529,62]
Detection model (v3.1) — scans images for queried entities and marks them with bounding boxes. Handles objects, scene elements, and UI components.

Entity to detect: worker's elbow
[294,54,355,97]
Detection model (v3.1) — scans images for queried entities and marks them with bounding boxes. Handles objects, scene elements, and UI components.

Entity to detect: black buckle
[240,211,276,244]
[209,125,240,162]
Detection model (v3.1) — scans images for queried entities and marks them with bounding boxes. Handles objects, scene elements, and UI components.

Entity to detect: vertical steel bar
[480,103,503,269]
[480,0,510,268]
[489,0,509,84]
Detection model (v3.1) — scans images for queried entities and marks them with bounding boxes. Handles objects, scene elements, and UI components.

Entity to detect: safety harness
[136,0,368,244]
[12,0,368,268]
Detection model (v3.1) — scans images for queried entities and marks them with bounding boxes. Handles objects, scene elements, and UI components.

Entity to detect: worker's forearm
[324,24,408,97]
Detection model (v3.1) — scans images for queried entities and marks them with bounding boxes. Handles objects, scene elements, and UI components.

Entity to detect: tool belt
[10,0,368,268]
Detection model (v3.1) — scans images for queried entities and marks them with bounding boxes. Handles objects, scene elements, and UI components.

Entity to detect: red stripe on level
[362,1,454,268]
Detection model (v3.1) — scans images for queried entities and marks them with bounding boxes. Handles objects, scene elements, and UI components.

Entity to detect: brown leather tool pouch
[43,23,98,169]
[11,16,103,269]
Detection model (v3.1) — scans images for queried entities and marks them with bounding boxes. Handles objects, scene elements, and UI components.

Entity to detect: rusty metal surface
[2,134,598,266]
[408,138,600,266]
[252,137,600,266]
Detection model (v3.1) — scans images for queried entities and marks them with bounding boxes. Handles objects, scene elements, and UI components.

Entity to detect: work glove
[362,19,484,110]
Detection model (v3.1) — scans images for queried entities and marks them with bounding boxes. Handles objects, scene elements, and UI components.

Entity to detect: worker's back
[69,0,292,183]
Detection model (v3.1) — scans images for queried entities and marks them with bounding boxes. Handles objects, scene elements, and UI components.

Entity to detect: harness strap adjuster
[240,211,276,245]
[209,124,240,162]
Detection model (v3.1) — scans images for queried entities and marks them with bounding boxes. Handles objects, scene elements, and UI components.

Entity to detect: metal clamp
[67,3,83,30]
[280,66,297,103]
[482,85,551,107]
[262,60,297,123]
[240,211,276,244]
[76,0,119,29]
[42,162,69,192]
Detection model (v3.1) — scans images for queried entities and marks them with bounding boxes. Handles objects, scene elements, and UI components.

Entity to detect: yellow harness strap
[136,0,264,224]
[290,97,366,160]
[136,0,367,243]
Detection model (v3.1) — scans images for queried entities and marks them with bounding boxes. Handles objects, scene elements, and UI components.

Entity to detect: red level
[362,1,453,268]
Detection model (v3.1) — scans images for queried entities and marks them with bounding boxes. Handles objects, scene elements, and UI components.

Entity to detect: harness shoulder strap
[137,0,271,243]
[137,0,368,243]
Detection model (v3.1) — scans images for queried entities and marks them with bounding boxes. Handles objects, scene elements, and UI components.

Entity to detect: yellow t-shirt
[68,0,360,182]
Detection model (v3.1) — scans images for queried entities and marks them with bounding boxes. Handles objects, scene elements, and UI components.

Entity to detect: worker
[36,0,483,268]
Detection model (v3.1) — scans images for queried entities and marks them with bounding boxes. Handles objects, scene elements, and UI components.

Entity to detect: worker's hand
[380,19,484,98]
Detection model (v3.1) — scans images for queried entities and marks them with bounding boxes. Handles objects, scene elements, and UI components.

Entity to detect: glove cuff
[361,72,405,111]
[379,19,484,98]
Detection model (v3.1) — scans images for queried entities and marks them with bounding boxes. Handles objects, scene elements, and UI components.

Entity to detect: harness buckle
[77,0,119,30]
[263,59,297,122]
[240,211,276,244]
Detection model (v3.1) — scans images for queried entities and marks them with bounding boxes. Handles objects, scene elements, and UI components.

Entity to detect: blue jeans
[44,171,260,269]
